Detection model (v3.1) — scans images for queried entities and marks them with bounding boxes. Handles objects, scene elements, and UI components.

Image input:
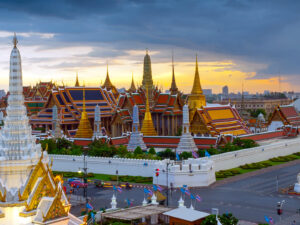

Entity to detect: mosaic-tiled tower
[177,104,198,153]
[127,104,147,151]
[0,34,41,189]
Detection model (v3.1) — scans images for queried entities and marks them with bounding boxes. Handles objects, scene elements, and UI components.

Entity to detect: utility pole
[166,162,170,207]
[83,148,88,212]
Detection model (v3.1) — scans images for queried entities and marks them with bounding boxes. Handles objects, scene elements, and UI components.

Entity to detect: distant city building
[0,90,5,99]
[222,85,228,97]
[264,90,270,95]
[216,98,292,116]
[203,89,212,96]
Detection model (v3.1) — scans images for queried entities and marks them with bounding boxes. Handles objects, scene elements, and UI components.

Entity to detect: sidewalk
[274,214,300,225]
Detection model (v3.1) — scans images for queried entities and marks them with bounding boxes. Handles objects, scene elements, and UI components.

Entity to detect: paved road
[69,161,300,224]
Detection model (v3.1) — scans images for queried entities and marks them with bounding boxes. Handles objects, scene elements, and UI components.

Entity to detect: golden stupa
[75,88,93,138]
[141,88,157,136]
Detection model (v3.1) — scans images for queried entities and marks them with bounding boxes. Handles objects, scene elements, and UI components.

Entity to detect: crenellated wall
[210,137,300,171]
[50,136,300,187]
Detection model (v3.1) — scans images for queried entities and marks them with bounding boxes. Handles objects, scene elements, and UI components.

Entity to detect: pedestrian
[70,188,73,195]
[291,220,296,225]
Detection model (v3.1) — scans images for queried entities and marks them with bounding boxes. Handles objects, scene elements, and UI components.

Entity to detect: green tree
[56,138,72,150]
[201,215,217,225]
[40,139,57,154]
[219,213,238,225]
[134,146,143,155]
[157,148,175,160]
[148,147,156,155]
[180,151,192,160]
[117,145,128,157]
[249,109,266,118]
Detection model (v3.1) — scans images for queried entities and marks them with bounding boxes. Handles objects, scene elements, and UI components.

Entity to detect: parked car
[70,180,88,188]
[68,177,81,184]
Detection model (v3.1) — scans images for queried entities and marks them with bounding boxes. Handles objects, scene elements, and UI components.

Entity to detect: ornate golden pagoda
[75,71,80,87]
[75,88,93,138]
[188,54,206,117]
[141,88,157,136]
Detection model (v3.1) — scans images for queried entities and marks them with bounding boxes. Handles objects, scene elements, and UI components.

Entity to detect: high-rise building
[222,85,229,97]
[203,89,212,96]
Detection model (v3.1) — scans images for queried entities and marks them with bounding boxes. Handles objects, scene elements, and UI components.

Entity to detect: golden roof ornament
[75,87,93,138]
[141,88,157,136]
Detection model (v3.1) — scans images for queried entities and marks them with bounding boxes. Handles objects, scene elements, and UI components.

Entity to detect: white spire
[93,104,102,139]
[0,33,41,189]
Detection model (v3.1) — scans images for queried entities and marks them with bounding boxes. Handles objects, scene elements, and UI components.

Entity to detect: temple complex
[28,49,252,139]
[0,34,78,225]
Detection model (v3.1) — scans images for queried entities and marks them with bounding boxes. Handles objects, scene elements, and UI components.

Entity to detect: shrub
[134,146,143,155]
[148,147,156,155]
[180,151,192,160]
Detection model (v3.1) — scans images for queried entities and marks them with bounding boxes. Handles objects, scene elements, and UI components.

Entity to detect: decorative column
[127,105,147,151]
[93,104,102,139]
[111,194,117,209]
[176,104,198,153]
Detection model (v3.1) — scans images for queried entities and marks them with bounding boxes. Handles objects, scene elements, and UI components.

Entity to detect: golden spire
[13,32,18,47]
[75,71,80,87]
[75,87,93,138]
[141,88,157,136]
[128,73,136,93]
[188,54,206,114]
[191,54,203,95]
[170,51,178,94]
[102,63,118,95]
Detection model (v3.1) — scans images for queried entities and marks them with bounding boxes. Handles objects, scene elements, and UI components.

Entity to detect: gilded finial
[146,48,148,54]
[13,33,18,47]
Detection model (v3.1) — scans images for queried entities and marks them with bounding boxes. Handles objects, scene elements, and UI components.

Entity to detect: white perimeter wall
[50,137,300,179]
[50,155,161,177]
[210,137,300,171]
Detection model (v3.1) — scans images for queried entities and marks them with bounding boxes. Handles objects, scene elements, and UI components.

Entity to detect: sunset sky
[0,0,299,93]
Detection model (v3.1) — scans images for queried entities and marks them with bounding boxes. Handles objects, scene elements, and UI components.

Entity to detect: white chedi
[127,104,147,151]
[0,34,41,190]
[176,104,198,153]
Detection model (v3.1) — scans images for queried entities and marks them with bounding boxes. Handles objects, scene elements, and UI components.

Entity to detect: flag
[176,152,180,161]
[86,202,93,210]
[269,217,274,224]
[113,185,117,191]
[148,189,153,196]
[91,212,95,223]
[192,150,199,158]
[264,216,269,223]
[144,188,150,194]
[185,189,191,196]
[153,184,157,191]
[196,195,202,202]
[157,185,163,192]
[126,198,132,206]
[180,188,186,194]
[205,150,211,157]
[190,194,195,200]
[117,186,122,193]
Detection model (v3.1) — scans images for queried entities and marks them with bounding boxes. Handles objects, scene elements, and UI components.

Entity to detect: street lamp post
[116,169,119,185]
[83,148,88,212]
[166,162,170,207]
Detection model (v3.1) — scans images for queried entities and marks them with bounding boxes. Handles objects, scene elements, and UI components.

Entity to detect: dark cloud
[0,0,300,82]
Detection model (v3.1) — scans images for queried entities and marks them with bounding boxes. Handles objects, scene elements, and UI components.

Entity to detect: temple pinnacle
[13,33,18,47]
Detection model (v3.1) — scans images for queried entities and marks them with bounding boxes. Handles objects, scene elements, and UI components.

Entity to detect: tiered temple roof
[191,105,250,136]
[268,105,300,127]
[31,86,117,126]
